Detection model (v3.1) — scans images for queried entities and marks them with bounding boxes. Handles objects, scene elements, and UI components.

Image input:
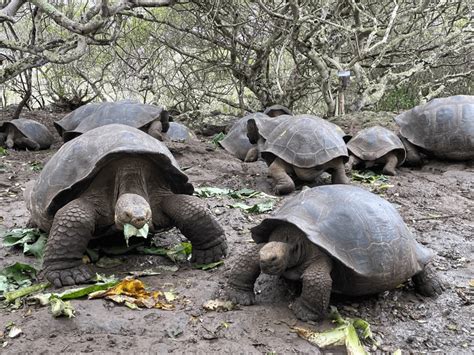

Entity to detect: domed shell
[54,103,102,136]
[166,122,196,142]
[1,119,53,149]
[62,102,166,142]
[251,185,433,295]
[219,113,268,160]
[395,95,474,160]
[262,115,348,168]
[347,126,406,164]
[26,124,193,231]
[263,105,292,117]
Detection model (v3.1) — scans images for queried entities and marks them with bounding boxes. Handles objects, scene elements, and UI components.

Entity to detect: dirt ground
[0,109,472,354]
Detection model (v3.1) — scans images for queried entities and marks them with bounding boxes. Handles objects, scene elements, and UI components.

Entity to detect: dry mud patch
[0,110,472,354]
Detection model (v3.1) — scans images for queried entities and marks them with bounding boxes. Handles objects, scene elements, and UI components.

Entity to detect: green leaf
[345,324,368,355]
[29,161,43,172]
[194,187,231,198]
[0,263,37,295]
[0,147,7,156]
[230,200,275,213]
[194,260,224,270]
[2,228,47,259]
[137,242,192,263]
[123,223,149,246]
[351,170,388,184]
[296,307,374,355]
[4,282,49,303]
[50,297,75,318]
[23,235,47,260]
[58,280,119,300]
[211,132,226,145]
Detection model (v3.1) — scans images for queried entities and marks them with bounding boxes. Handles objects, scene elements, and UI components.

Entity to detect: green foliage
[0,262,38,295]
[375,87,417,112]
[2,228,47,259]
[0,147,8,156]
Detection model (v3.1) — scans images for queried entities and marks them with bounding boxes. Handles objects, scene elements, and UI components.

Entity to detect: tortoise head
[259,224,306,275]
[114,193,152,230]
[246,118,260,144]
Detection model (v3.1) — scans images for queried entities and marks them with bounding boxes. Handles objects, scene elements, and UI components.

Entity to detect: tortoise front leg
[41,199,96,287]
[244,147,258,162]
[290,255,333,321]
[399,136,423,166]
[382,151,398,176]
[226,244,263,305]
[412,263,445,297]
[330,157,350,184]
[160,194,227,264]
[15,137,41,151]
[269,158,295,195]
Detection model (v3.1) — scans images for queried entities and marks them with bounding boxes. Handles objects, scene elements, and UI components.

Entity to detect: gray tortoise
[263,105,292,117]
[24,124,227,287]
[347,125,406,175]
[54,103,102,137]
[247,115,349,194]
[395,95,474,164]
[57,101,170,142]
[220,112,291,161]
[0,119,53,150]
[165,122,197,143]
[225,185,444,321]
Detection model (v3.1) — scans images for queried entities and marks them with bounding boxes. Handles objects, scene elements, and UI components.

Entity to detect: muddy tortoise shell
[251,185,434,295]
[347,125,406,164]
[25,124,193,232]
[395,95,474,160]
[60,101,166,142]
[219,113,269,160]
[0,118,54,149]
[166,122,196,142]
[262,115,348,168]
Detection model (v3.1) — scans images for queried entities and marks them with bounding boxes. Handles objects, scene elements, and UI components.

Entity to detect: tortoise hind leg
[412,263,445,297]
[290,252,333,321]
[269,158,295,195]
[160,194,227,264]
[41,199,96,287]
[382,152,398,176]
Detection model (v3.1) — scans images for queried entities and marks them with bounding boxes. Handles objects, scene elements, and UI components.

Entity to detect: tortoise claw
[225,286,255,306]
[41,264,93,288]
[290,298,324,322]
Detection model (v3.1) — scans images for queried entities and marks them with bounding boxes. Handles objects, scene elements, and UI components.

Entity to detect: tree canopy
[1,0,472,116]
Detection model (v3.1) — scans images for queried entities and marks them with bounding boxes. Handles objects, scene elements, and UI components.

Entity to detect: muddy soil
[0,110,472,354]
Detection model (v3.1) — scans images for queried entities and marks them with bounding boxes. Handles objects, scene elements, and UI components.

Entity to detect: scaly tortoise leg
[290,253,333,321]
[269,158,295,195]
[16,137,41,151]
[244,147,259,162]
[330,157,350,184]
[160,194,227,264]
[225,244,263,305]
[41,199,96,287]
[412,263,445,297]
[382,152,399,176]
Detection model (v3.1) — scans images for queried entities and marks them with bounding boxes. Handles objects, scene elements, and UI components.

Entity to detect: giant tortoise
[24,124,227,287]
[56,101,170,142]
[347,125,406,175]
[395,95,474,164]
[247,115,349,194]
[0,119,53,150]
[165,122,197,143]
[225,185,444,321]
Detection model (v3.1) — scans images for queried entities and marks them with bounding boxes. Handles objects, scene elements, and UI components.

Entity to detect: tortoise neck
[114,161,149,202]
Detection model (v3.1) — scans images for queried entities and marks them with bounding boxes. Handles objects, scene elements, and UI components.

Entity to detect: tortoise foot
[290,297,325,321]
[413,264,445,297]
[382,167,397,176]
[225,286,255,306]
[41,263,93,288]
[274,182,295,195]
[191,239,228,264]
